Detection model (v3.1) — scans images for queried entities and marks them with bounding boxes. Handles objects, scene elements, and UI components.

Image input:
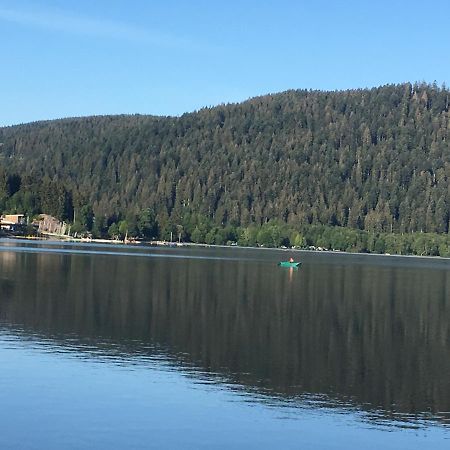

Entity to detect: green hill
[1,82,449,253]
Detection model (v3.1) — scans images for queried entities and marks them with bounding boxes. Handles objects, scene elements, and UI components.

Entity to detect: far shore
[2,232,450,263]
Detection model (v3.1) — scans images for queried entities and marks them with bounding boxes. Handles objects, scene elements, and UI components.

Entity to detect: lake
[0,239,449,449]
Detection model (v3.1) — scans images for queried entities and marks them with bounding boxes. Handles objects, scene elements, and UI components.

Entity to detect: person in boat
[289,257,294,263]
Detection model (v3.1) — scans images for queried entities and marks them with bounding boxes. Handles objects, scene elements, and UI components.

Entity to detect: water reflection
[0,243,449,429]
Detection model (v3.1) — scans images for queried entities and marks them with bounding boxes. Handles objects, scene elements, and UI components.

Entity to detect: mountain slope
[0,82,449,235]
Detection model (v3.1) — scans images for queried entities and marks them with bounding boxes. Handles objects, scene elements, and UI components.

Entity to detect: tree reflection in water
[0,247,449,426]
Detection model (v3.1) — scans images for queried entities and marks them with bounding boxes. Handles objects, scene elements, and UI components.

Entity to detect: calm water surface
[0,238,449,449]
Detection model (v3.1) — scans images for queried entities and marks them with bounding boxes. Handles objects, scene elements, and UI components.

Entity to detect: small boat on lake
[278,261,301,268]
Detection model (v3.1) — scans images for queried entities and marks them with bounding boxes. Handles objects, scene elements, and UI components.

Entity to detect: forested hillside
[1,82,449,252]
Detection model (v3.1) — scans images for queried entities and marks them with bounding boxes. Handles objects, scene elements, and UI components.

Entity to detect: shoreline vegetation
[2,220,450,261]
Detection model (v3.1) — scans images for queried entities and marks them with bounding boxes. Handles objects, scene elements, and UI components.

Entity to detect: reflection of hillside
[0,250,449,424]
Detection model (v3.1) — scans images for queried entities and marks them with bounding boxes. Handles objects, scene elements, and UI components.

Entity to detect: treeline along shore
[1,82,450,257]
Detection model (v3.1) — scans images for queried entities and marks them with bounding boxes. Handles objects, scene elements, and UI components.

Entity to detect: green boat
[278,261,301,268]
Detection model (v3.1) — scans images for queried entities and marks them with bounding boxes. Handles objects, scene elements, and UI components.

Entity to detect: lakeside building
[33,214,68,235]
[0,214,26,232]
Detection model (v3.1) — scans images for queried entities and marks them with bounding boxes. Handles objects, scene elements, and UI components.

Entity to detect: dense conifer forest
[1,82,450,255]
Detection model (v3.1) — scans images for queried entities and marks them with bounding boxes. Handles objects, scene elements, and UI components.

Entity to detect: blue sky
[1,0,449,126]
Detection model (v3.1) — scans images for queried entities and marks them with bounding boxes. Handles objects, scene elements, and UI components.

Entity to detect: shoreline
[2,234,450,263]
